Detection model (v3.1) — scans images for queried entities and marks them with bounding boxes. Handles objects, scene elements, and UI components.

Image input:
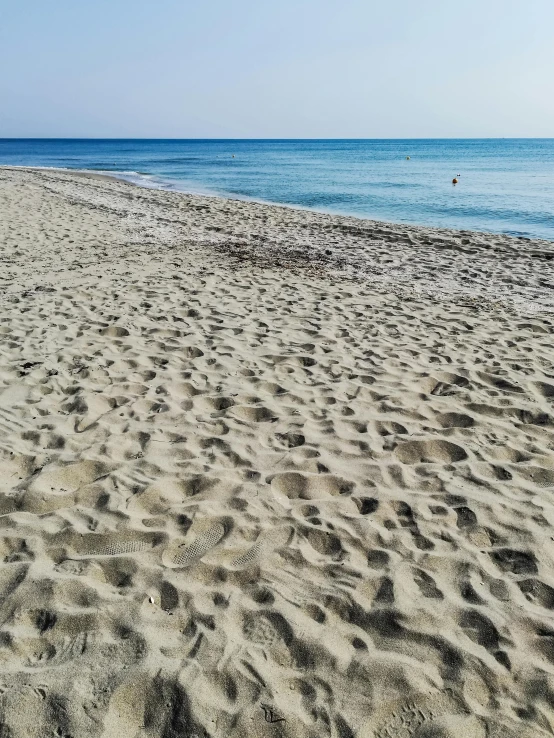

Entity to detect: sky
[0,0,553,138]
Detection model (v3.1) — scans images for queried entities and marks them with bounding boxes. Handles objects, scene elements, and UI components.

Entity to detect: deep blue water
[1,139,553,240]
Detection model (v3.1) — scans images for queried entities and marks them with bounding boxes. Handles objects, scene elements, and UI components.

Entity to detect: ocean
[1,138,553,240]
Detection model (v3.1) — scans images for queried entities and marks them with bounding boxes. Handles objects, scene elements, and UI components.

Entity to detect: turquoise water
[1,139,553,240]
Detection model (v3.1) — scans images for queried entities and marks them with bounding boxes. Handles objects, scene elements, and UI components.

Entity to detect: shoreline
[3,164,554,248]
[0,166,553,737]
[2,165,553,315]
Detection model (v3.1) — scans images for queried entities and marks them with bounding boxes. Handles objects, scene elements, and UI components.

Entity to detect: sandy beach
[1,166,554,737]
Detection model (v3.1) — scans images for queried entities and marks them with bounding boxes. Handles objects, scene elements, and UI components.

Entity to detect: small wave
[105,169,223,197]
[107,171,169,189]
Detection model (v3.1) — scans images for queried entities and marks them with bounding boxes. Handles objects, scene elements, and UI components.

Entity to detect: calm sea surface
[1,139,553,240]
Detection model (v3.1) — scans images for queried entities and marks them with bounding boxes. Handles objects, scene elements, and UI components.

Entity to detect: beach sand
[1,166,554,737]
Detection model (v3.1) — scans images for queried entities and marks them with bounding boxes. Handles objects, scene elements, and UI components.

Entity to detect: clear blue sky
[1,0,553,138]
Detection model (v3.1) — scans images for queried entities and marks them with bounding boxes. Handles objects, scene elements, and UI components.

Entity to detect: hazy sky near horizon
[1,0,553,138]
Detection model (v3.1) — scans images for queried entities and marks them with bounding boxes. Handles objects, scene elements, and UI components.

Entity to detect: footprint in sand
[8,631,88,671]
[365,690,467,738]
[162,522,226,568]
[64,531,166,558]
[231,525,293,569]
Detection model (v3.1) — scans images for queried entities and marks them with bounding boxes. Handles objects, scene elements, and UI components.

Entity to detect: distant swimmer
[232,155,235,158]
[406,156,410,160]
[452,177,458,185]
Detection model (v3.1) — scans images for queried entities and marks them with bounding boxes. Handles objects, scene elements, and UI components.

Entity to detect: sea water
[1,138,553,240]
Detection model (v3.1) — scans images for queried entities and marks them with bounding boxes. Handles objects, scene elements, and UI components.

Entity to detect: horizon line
[1,136,554,141]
